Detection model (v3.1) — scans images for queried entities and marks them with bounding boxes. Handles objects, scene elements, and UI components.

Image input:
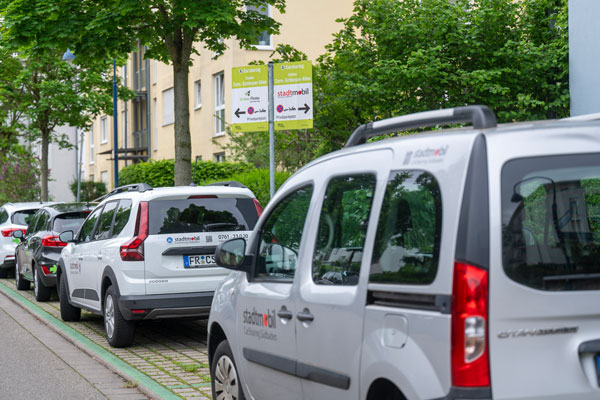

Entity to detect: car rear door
[490,147,600,399]
[143,196,259,295]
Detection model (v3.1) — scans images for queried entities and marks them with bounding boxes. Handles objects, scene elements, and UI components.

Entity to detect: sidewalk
[0,278,213,400]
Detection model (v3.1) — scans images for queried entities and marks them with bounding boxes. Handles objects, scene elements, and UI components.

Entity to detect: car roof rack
[344,105,497,148]
[204,181,248,189]
[94,183,153,202]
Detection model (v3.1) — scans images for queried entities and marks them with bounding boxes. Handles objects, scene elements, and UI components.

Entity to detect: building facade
[84,0,354,190]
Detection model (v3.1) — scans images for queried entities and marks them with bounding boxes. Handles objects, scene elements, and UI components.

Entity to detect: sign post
[232,61,313,200]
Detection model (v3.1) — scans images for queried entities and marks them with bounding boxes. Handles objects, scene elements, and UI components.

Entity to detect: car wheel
[59,272,80,322]
[211,340,246,400]
[0,267,8,278]
[33,266,52,302]
[15,261,30,290]
[104,285,135,348]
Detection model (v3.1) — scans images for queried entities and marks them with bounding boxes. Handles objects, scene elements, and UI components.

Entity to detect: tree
[0,44,129,200]
[1,0,287,186]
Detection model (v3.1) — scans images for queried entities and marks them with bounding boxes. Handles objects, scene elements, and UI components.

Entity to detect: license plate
[184,255,216,268]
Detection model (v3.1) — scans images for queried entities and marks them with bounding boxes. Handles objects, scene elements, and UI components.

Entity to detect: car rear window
[53,212,90,234]
[502,153,600,291]
[148,198,258,235]
[12,209,38,226]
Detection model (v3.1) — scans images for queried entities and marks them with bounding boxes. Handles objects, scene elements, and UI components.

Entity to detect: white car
[57,182,262,348]
[0,202,56,278]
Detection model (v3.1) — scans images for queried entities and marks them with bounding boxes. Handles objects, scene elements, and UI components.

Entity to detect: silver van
[208,105,600,400]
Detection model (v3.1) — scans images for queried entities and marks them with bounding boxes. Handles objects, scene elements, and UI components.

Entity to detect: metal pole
[76,129,84,202]
[112,58,119,188]
[268,61,275,199]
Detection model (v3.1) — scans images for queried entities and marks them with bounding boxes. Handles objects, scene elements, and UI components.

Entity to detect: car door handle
[277,307,293,320]
[96,254,102,260]
[297,308,314,322]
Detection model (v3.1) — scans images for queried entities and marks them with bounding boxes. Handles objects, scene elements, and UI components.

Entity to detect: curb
[0,281,182,400]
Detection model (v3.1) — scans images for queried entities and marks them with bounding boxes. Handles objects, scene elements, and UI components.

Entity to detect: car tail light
[253,199,263,217]
[1,228,26,237]
[120,201,148,261]
[41,235,68,247]
[41,265,50,275]
[451,261,490,387]
[188,195,218,199]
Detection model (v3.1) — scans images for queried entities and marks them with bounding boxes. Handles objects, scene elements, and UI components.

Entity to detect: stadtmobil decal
[403,145,449,165]
[243,308,278,341]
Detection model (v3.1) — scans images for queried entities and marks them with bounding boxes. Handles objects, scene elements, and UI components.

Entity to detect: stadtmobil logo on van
[243,308,278,341]
[403,145,449,165]
[169,236,201,243]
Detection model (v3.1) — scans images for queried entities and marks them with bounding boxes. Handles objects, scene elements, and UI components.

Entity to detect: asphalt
[0,304,106,399]
[0,290,148,400]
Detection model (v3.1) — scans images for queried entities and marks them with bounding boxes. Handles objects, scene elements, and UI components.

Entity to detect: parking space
[0,278,213,400]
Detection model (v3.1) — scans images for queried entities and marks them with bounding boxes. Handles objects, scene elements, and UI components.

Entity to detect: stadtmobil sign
[273,61,313,130]
[231,61,313,132]
[231,65,269,133]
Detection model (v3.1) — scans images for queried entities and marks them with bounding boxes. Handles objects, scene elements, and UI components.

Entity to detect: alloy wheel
[214,354,239,400]
[15,263,19,285]
[104,294,115,339]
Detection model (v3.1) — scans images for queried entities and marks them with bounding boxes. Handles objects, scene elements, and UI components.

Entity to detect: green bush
[118,159,254,188]
[0,152,40,203]
[70,180,107,202]
[202,169,292,207]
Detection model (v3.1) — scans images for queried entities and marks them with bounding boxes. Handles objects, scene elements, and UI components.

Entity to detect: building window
[89,174,94,182]
[122,109,128,149]
[101,117,107,144]
[89,125,95,164]
[214,72,225,136]
[101,171,108,186]
[248,5,271,47]
[194,80,202,109]
[163,88,174,126]
[213,152,225,162]
[153,98,158,151]
[121,61,127,86]
[152,60,157,85]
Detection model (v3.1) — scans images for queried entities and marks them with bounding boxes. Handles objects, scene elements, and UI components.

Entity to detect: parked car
[209,105,600,400]
[0,202,56,278]
[13,203,95,301]
[57,182,262,347]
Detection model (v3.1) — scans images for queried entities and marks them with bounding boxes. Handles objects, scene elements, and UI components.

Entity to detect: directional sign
[273,61,313,130]
[231,65,268,132]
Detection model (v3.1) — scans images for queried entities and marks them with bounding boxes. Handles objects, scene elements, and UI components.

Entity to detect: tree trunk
[173,61,192,186]
[40,129,49,201]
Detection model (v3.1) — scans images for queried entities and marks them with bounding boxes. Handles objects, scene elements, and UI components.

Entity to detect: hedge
[118,159,292,205]
[118,159,254,187]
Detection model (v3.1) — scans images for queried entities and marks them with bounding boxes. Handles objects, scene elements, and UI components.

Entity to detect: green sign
[231,66,268,132]
[273,61,313,130]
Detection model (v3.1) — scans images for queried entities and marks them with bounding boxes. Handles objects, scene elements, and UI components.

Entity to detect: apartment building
[84,0,354,189]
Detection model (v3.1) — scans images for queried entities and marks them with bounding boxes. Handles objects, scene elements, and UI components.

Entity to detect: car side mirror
[12,230,23,239]
[215,238,251,272]
[59,230,74,243]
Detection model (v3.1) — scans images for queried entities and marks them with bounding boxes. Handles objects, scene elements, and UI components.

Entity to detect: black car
[14,203,94,301]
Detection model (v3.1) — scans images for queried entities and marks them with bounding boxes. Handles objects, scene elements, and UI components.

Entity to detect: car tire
[15,261,30,290]
[104,285,135,348]
[33,266,52,302]
[211,340,246,400]
[0,268,8,278]
[59,272,81,322]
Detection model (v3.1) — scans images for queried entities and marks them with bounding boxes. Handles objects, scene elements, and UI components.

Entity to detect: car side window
[35,211,50,233]
[0,208,8,224]
[370,170,442,284]
[78,206,103,243]
[26,212,40,236]
[312,174,377,286]
[111,200,132,238]
[94,201,119,241]
[255,186,313,281]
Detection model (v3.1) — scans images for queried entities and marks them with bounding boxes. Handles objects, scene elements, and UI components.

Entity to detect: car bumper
[118,291,214,320]
[1,256,15,269]
[435,387,492,400]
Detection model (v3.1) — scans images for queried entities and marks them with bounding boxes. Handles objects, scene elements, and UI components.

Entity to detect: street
[0,278,212,399]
